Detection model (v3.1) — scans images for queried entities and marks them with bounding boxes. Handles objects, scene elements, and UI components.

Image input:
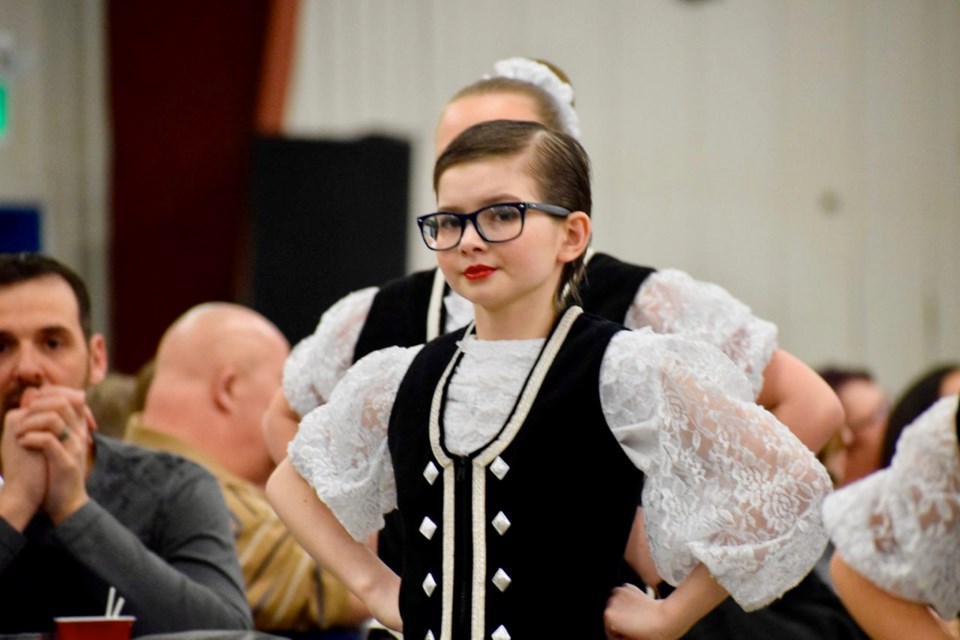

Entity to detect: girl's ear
[558,212,592,263]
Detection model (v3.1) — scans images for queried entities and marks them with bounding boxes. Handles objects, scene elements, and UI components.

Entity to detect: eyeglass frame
[416,201,573,251]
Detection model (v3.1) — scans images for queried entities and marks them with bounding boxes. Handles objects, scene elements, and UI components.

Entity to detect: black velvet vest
[580,252,656,321]
[353,268,441,362]
[353,253,655,364]
[387,310,642,639]
[360,254,654,577]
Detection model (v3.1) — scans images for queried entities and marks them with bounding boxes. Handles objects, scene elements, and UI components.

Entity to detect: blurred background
[0,0,957,396]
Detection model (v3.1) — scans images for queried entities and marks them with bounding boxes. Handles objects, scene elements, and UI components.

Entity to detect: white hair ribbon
[485,57,581,139]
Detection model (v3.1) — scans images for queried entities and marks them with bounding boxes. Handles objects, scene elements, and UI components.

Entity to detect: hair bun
[486,57,581,139]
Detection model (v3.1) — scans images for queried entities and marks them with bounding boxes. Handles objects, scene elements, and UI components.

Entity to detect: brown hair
[0,253,94,339]
[434,119,591,311]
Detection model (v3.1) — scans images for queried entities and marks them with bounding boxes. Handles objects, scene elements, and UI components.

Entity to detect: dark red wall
[107,0,269,373]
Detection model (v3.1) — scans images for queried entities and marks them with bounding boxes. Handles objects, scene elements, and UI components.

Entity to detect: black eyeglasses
[416,201,572,251]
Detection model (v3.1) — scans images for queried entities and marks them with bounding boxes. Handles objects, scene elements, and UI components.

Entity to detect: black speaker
[250,135,410,344]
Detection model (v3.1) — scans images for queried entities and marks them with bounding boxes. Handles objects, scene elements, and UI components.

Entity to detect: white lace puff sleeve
[823,394,960,620]
[627,269,777,397]
[283,287,378,417]
[600,330,831,611]
[287,345,421,542]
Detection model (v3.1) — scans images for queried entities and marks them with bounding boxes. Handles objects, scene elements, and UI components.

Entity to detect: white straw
[106,586,116,617]
[112,596,125,618]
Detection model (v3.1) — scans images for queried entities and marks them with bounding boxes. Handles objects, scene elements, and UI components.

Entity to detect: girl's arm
[605,563,728,640]
[756,349,845,453]
[629,269,843,453]
[830,552,952,640]
[266,459,402,631]
[623,507,661,589]
[261,389,302,465]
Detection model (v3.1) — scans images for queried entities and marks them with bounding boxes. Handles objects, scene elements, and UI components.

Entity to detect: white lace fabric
[288,345,418,541]
[288,327,829,610]
[823,394,960,620]
[283,287,378,417]
[603,330,830,610]
[284,267,778,421]
[628,269,777,397]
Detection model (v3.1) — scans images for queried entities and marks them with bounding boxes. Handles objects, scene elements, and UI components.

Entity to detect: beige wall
[1,0,957,395]
[284,0,960,394]
[0,0,109,338]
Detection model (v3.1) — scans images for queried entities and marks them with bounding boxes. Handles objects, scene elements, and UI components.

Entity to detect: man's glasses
[416,202,572,251]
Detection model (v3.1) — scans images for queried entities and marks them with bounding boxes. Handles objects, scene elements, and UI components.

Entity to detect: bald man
[126,303,368,635]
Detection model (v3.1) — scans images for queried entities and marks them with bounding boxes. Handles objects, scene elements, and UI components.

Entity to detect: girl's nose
[458,219,485,251]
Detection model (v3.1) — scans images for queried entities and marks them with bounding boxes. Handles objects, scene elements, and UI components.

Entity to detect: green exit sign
[0,80,7,140]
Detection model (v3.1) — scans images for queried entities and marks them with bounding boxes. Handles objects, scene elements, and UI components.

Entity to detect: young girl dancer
[266,58,840,469]
[267,120,832,640]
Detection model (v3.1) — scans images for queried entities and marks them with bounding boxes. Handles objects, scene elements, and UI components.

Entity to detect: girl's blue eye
[437,215,462,230]
[488,206,521,223]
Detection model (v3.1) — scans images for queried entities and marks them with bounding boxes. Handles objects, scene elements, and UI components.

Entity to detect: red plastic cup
[54,616,135,640]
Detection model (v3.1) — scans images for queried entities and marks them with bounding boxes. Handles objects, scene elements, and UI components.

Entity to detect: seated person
[817,366,890,486]
[86,371,139,440]
[0,253,251,636]
[128,302,369,636]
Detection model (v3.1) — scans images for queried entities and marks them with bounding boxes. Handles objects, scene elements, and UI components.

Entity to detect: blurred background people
[128,302,369,638]
[85,371,139,440]
[817,366,890,487]
[0,253,251,636]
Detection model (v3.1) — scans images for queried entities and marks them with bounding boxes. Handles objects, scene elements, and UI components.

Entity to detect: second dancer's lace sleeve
[283,287,378,417]
[823,394,960,620]
[601,330,831,611]
[627,269,777,397]
[288,345,420,541]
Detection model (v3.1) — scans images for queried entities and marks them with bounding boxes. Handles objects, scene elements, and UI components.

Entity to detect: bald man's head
[142,303,289,487]
[154,303,288,376]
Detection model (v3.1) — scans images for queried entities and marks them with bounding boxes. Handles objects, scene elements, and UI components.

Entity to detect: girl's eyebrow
[437,194,522,212]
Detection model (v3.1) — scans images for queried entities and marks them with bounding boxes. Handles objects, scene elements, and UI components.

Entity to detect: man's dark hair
[0,253,93,339]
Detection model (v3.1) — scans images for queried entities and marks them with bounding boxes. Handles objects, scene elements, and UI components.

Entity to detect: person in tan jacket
[128,302,368,635]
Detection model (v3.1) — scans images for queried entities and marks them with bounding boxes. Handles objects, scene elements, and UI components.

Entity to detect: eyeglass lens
[421,204,524,250]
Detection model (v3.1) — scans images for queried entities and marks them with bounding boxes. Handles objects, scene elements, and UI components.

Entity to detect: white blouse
[289,325,829,612]
[283,267,777,418]
[823,394,960,620]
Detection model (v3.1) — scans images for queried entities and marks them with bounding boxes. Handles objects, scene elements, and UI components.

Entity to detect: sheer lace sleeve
[283,287,378,417]
[823,394,960,620]
[601,330,831,610]
[287,345,420,542]
[626,269,777,397]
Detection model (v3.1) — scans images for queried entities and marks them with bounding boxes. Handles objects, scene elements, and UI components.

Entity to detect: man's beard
[0,381,37,425]
[0,360,92,432]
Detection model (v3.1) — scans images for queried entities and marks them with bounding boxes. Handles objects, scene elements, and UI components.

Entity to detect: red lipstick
[464,265,496,281]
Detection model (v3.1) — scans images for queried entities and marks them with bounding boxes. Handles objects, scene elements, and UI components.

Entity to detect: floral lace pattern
[283,287,378,417]
[283,267,777,422]
[823,394,960,619]
[443,338,544,455]
[601,330,830,610]
[288,327,830,610]
[288,345,419,541]
[628,269,777,397]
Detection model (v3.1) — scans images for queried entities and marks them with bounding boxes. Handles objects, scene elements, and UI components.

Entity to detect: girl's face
[434,153,571,319]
